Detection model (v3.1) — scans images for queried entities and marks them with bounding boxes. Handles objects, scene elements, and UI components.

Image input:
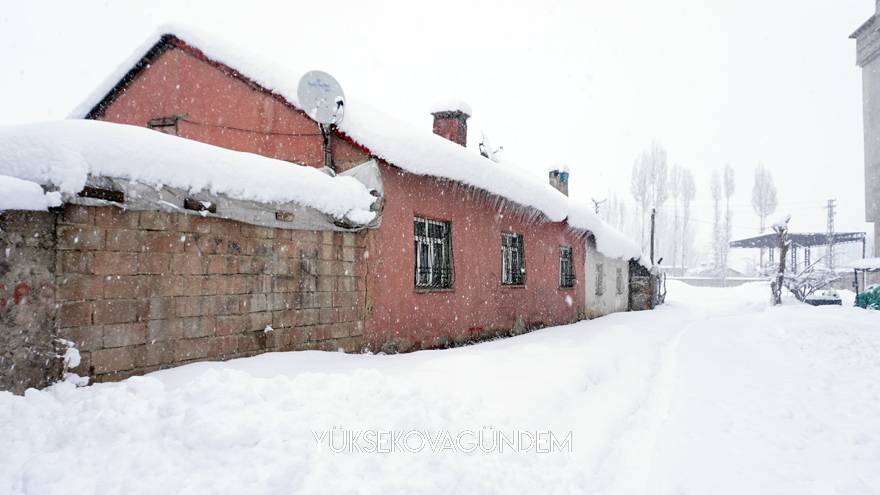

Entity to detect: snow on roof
[0,175,62,212]
[846,257,880,270]
[0,120,376,223]
[429,100,473,116]
[69,23,641,261]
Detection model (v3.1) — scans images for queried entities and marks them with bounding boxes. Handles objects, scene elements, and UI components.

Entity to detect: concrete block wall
[0,212,61,394]
[50,204,366,383]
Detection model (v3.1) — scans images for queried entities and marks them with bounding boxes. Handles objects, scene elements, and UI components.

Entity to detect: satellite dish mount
[297,71,346,173]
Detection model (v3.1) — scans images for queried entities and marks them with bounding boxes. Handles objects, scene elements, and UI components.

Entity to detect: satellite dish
[297,70,346,125]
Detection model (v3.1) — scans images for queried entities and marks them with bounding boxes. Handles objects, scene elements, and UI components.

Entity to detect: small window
[414,217,452,289]
[616,267,624,295]
[501,232,525,285]
[595,263,605,296]
[559,246,574,288]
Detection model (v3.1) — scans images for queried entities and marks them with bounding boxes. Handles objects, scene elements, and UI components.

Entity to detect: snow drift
[0,120,377,223]
[0,174,61,211]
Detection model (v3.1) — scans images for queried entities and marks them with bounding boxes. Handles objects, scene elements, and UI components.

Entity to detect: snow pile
[2,282,878,493]
[0,175,61,211]
[69,23,640,261]
[429,100,473,115]
[0,120,376,223]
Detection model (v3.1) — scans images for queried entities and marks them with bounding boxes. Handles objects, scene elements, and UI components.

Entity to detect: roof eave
[851,15,875,39]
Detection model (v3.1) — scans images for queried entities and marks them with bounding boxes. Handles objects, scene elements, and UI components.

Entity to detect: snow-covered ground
[2,281,879,494]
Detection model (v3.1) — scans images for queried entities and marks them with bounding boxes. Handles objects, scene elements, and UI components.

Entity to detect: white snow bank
[846,257,880,270]
[429,99,472,116]
[3,282,878,493]
[68,23,640,261]
[0,175,61,211]
[0,120,376,223]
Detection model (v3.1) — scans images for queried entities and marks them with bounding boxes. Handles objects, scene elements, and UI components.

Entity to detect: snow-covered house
[0,25,642,390]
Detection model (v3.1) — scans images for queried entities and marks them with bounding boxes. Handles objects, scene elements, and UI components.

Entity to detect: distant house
[0,25,646,389]
[851,3,880,257]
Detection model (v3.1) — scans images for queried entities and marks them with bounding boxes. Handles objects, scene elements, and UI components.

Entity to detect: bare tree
[668,165,683,271]
[710,169,722,272]
[630,158,650,248]
[751,164,778,273]
[771,215,791,305]
[722,164,736,276]
[630,142,669,254]
[680,168,696,270]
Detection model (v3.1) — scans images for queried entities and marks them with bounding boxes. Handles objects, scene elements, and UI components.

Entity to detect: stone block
[102,322,147,348]
[57,225,105,250]
[105,229,144,252]
[91,347,138,374]
[173,337,211,361]
[59,301,93,327]
[91,252,138,276]
[93,299,147,325]
[139,211,174,231]
[57,274,103,301]
[296,308,319,326]
[95,207,139,230]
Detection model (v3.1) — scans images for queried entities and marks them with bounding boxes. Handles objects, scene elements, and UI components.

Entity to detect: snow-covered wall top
[68,23,641,261]
[0,120,377,223]
[0,175,62,212]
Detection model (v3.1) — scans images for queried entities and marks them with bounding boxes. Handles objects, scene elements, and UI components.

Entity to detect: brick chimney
[431,102,471,147]
[549,169,569,196]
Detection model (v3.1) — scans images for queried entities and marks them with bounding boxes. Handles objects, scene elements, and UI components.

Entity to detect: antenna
[297,71,346,172]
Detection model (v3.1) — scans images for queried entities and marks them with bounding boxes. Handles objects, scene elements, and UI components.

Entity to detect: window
[595,263,605,296]
[414,217,452,289]
[501,232,525,285]
[616,267,624,295]
[559,246,574,288]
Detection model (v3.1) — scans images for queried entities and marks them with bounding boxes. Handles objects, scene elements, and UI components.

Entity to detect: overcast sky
[0,0,873,260]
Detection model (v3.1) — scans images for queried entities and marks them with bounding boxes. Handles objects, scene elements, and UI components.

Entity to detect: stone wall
[1,204,367,390]
[0,211,61,394]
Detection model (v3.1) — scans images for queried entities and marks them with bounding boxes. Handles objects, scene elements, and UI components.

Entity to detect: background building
[851,1,880,256]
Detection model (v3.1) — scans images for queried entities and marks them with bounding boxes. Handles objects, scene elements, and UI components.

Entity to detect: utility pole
[826,199,836,271]
[650,207,656,265]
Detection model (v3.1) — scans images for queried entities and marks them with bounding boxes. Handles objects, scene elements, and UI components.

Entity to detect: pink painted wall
[98,45,369,171]
[95,42,586,352]
[361,163,585,351]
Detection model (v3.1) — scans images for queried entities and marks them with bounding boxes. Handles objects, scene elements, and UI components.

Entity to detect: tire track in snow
[590,321,689,494]
[590,287,758,494]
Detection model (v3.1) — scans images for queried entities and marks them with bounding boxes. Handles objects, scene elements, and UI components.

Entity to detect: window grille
[501,233,525,285]
[559,246,574,288]
[413,217,452,289]
[595,263,605,296]
[616,267,624,295]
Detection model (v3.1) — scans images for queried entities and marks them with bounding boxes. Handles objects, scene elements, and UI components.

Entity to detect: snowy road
[2,282,879,494]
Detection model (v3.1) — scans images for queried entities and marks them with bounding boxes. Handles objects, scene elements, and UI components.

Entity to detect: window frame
[559,245,575,288]
[616,267,625,295]
[413,216,453,290]
[501,232,525,286]
[595,262,605,296]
